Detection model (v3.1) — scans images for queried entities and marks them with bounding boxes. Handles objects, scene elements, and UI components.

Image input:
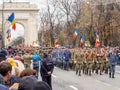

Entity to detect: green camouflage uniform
[22,53,32,68]
[83,52,87,75]
[87,53,93,76]
[75,52,82,76]
[69,50,75,70]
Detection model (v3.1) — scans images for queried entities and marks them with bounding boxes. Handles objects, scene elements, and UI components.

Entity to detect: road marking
[95,79,111,86]
[95,80,102,83]
[114,87,120,90]
[116,71,120,74]
[69,85,78,90]
[52,74,57,78]
[102,82,111,87]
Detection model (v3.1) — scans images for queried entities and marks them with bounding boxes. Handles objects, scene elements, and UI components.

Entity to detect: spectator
[0,53,6,62]
[14,51,22,62]
[31,81,51,90]
[7,58,20,76]
[0,62,12,86]
[18,76,37,90]
[0,61,20,89]
[19,68,36,78]
[32,52,41,76]
[0,84,8,90]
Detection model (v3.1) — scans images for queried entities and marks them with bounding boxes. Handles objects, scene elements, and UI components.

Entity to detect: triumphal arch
[0,2,39,46]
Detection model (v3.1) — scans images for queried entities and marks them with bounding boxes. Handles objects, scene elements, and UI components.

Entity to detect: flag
[7,34,11,42]
[12,23,16,30]
[53,33,57,39]
[95,37,100,47]
[80,36,85,46]
[6,29,11,42]
[73,29,80,38]
[8,38,10,42]
[8,12,16,30]
[8,12,14,22]
[95,26,100,47]
[6,34,11,39]
[85,41,91,47]
[6,29,11,34]
[54,39,59,47]
[95,26,99,37]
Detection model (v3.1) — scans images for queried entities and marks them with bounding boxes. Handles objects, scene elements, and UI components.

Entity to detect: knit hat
[18,76,37,90]
[0,49,8,56]
[8,58,16,66]
[31,81,51,90]
[0,84,8,90]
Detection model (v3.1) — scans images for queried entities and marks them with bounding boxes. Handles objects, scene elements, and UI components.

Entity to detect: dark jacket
[40,54,54,76]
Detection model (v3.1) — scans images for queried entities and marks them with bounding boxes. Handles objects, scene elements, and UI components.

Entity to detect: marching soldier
[69,49,75,70]
[22,50,32,68]
[75,50,83,76]
[86,50,93,76]
[92,49,97,73]
[83,49,88,75]
[103,49,109,74]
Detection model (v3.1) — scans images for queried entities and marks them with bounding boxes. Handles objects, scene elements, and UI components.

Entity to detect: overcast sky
[0,0,46,8]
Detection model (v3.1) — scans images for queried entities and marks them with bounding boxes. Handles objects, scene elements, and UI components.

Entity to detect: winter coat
[63,50,71,61]
[32,53,41,68]
[40,54,54,76]
[107,52,117,65]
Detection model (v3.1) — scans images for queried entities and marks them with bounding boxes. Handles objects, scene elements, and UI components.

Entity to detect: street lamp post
[1,0,5,48]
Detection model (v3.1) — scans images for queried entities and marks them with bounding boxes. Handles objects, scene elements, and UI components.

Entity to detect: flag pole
[1,0,5,47]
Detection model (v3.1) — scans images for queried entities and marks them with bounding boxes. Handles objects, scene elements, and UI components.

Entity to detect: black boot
[109,73,111,78]
[112,74,115,78]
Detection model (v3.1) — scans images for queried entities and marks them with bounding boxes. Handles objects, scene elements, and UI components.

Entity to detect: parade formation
[0,0,120,90]
[3,45,120,77]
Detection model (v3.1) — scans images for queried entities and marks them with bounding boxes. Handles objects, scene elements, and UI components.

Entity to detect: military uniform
[75,52,83,76]
[83,51,87,75]
[86,51,93,76]
[22,53,32,68]
[92,51,97,73]
[69,49,75,70]
[103,52,109,74]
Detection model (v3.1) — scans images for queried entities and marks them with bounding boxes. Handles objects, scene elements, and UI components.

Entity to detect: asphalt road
[52,66,120,90]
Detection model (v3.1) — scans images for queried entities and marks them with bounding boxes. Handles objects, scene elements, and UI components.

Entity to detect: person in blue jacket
[107,49,117,78]
[63,49,71,71]
[32,52,41,76]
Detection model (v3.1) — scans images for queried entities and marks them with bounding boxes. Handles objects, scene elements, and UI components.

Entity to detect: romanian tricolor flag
[54,39,59,47]
[80,36,85,46]
[6,29,11,42]
[8,12,16,30]
[95,37,100,47]
[85,40,91,47]
[6,29,11,34]
[73,29,80,38]
[95,26,100,47]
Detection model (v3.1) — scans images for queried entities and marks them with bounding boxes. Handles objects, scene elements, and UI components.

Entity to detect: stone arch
[0,2,39,46]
